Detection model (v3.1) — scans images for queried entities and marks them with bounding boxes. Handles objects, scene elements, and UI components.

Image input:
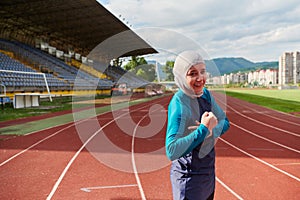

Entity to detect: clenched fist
[201,111,218,130]
[188,111,218,131]
[207,112,218,131]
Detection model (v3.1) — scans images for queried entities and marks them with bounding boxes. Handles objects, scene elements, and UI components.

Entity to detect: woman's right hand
[201,112,218,129]
[200,111,211,127]
[188,112,218,131]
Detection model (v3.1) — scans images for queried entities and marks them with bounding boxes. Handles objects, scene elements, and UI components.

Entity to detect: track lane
[214,93,300,177]
[220,124,300,179]
[225,104,300,136]
[0,123,84,200]
[0,125,65,164]
[212,93,300,199]
[217,92,300,127]
[47,95,239,200]
[216,137,300,200]
[46,96,171,199]
[227,100,300,127]
[213,94,299,152]
[0,97,166,200]
[1,92,299,199]
[226,110,299,150]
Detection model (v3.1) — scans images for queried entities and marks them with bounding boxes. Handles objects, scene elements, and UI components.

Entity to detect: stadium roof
[0,0,158,58]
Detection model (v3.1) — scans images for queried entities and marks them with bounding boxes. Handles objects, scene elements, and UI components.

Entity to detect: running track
[0,93,299,200]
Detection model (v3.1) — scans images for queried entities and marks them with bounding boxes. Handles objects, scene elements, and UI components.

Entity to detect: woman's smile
[186,63,207,95]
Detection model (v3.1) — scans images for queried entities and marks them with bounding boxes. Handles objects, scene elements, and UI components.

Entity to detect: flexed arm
[165,101,210,161]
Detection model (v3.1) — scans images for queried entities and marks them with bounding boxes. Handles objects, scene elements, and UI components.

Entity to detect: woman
[165,50,230,200]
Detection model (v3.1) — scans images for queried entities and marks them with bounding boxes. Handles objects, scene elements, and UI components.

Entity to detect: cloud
[98,0,300,62]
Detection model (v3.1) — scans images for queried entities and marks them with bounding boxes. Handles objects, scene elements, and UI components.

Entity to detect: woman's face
[186,63,207,95]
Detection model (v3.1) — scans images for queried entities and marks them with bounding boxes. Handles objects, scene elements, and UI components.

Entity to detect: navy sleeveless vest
[170,97,215,200]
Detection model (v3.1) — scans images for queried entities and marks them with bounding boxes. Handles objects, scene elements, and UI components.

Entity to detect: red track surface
[0,93,299,200]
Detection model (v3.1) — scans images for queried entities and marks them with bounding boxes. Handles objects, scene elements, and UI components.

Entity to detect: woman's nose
[196,74,204,81]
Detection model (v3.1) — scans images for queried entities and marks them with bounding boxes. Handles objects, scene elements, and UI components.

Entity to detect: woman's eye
[188,71,197,76]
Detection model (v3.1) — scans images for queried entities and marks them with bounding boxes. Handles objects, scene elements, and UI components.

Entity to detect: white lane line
[231,122,300,154]
[0,110,112,166]
[0,122,75,167]
[80,184,138,192]
[46,100,164,200]
[216,177,244,200]
[236,103,300,127]
[132,124,146,200]
[272,163,300,166]
[219,138,300,182]
[225,96,300,120]
[247,148,284,151]
[131,104,167,200]
[0,97,157,166]
[227,104,300,137]
[46,113,127,200]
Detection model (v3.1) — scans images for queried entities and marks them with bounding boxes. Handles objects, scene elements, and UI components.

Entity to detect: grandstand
[0,0,158,101]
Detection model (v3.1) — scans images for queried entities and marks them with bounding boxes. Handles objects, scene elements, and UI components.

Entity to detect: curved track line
[231,122,300,153]
[0,108,116,166]
[227,99,300,127]
[213,92,300,120]
[1,122,74,167]
[226,104,299,137]
[214,94,300,137]
[230,122,300,153]
[130,105,166,200]
[46,99,166,200]
[131,98,246,200]
[46,119,115,200]
[219,138,300,182]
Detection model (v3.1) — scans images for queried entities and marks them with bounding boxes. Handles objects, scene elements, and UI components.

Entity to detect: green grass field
[0,96,96,122]
[224,89,300,115]
[1,89,299,123]
[0,90,299,136]
[225,88,300,103]
[0,94,165,135]
[0,93,168,122]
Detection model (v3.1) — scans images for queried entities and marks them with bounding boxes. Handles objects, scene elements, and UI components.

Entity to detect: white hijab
[173,50,205,98]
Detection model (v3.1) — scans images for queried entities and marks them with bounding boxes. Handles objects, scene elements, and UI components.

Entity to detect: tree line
[117,56,175,82]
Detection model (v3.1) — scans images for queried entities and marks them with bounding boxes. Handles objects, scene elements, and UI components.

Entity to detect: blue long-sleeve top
[166,88,230,161]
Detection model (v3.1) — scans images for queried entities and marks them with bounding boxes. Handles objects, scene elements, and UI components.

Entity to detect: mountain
[205,57,278,76]
[147,57,278,79]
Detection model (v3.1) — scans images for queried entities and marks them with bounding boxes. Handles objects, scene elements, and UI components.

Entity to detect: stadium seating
[0,52,69,90]
[104,65,150,88]
[0,39,150,95]
[0,39,114,91]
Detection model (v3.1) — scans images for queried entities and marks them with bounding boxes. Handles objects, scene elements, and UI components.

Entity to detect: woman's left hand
[188,120,201,131]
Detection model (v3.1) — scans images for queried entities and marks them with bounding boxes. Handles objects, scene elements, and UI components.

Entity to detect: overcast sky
[97,0,300,63]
